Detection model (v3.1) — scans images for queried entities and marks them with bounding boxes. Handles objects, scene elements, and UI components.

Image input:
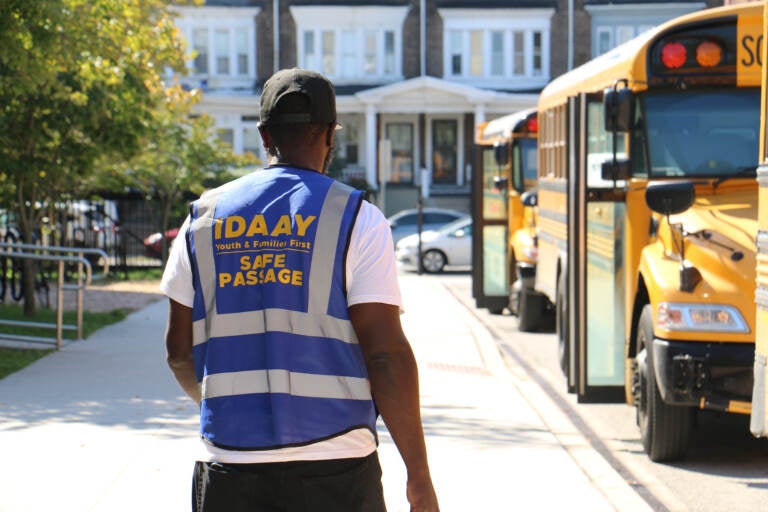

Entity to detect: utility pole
[273,0,280,73]
[568,0,574,70]
[420,0,426,76]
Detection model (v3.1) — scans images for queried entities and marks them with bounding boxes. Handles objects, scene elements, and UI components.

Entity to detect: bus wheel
[556,272,568,376]
[517,288,543,332]
[636,304,692,462]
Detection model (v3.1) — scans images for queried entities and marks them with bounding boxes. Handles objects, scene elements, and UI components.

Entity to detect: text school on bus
[530,3,762,462]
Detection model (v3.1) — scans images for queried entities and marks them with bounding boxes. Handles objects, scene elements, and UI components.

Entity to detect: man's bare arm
[165,299,201,404]
[349,302,439,512]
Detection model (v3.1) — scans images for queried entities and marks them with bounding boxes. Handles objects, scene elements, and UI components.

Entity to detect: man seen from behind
[161,67,439,512]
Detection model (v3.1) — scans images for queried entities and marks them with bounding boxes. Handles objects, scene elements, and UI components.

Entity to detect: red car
[143,228,179,259]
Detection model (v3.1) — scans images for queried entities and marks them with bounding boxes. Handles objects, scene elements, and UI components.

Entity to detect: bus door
[472,141,510,314]
[572,92,627,403]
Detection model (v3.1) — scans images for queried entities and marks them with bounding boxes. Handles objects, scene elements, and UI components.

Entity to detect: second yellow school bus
[535,3,761,461]
[472,109,542,329]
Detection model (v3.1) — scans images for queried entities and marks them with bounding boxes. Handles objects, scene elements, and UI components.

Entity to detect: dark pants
[192,452,387,512]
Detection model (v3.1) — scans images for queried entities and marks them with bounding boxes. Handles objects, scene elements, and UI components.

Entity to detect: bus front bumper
[651,338,753,414]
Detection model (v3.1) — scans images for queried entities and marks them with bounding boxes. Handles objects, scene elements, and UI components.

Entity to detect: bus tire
[556,271,569,376]
[636,304,692,462]
[517,287,543,332]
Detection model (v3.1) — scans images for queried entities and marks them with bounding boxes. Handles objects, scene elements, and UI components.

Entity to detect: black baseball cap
[259,68,338,126]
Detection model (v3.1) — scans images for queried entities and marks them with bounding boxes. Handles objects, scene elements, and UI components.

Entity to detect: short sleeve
[159,217,195,308]
[345,201,403,310]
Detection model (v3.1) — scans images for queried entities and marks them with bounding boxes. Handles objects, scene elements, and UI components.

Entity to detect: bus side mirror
[493,175,509,191]
[601,159,631,181]
[644,181,695,215]
[494,142,509,167]
[604,87,634,133]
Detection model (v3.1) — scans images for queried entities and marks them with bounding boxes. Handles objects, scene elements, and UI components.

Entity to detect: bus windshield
[520,138,538,182]
[512,138,538,191]
[644,89,759,178]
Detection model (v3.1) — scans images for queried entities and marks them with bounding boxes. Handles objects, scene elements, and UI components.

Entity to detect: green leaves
[0,0,224,311]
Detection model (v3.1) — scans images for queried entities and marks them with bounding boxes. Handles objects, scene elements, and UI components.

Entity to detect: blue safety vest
[187,166,377,450]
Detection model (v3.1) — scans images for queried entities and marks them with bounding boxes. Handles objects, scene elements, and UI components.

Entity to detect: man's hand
[407,474,440,511]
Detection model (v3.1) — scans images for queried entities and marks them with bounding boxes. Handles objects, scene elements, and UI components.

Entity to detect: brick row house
[168,0,720,215]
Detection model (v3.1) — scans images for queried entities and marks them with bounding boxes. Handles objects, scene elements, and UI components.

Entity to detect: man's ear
[325,124,335,147]
[258,124,271,149]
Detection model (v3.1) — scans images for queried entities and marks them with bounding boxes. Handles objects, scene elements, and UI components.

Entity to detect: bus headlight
[656,302,749,333]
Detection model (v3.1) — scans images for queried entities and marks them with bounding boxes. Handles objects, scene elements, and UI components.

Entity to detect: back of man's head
[260,68,337,126]
[259,68,338,155]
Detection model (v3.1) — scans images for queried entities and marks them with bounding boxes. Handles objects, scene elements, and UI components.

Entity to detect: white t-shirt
[160,199,402,463]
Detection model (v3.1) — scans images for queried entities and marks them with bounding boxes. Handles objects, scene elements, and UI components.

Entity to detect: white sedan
[394,216,472,273]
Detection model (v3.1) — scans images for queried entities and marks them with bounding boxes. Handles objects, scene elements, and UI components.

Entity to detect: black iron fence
[1,195,187,277]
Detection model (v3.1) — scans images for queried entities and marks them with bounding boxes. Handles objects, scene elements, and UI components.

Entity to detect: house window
[337,117,360,166]
[214,29,230,75]
[442,24,549,82]
[533,31,542,76]
[491,31,504,76]
[432,120,457,184]
[616,26,635,46]
[172,6,259,88]
[450,30,462,76]
[513,31,524,75]
[322,31,335,75]
[304,31,317,70]
[341,31,356,77]
[470,30,483,77]
[193,28,209,74]
[387,123,414,183]
[384,31,395,75]
[243,126,261,158]
[364,31,377,75]
[594,24,657,57]
[235,28,248,75]
[293,6,406,82]
[597,28,612,55]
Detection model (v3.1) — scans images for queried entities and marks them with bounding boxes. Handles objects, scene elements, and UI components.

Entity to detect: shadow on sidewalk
[0,301,198,440]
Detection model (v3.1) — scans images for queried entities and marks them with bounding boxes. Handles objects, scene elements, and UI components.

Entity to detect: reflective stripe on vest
[188,169,376,450]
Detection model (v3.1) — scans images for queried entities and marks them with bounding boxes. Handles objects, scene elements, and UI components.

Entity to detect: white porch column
[475,104,486,125]
[365,104,378,189]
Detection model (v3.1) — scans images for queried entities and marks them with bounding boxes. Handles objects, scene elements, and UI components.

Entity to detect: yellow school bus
[752,0,768,438]
[535,3,761,461]
[472,109,543,330]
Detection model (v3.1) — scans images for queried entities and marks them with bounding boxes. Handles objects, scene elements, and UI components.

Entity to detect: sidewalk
[0,274,650,511]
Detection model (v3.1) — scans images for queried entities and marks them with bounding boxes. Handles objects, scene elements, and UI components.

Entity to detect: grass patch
[0,304,130,380]
[0,347,54,380]
[106,267,163,282]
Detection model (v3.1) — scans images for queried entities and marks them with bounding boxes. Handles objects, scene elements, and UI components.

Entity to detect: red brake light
[661,41,687,69]
[526,116,538,134]
[695,40,722,67]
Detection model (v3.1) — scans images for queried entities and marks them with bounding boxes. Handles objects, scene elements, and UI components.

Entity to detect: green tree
[95,84,258,264]
[0,0,193,314]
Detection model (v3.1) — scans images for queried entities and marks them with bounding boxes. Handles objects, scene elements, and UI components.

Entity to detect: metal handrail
[0,244,109,349]
[0,242,110,279]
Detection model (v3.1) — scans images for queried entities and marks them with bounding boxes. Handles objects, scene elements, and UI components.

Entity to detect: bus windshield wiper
[712,166,757,188]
